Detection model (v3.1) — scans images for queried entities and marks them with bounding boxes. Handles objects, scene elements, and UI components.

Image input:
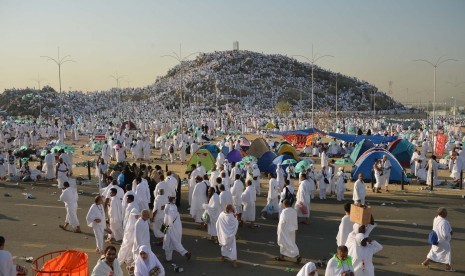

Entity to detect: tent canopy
[328,132,398,144]
[276,143,300,161]
[226,149,243,163]
[247,138,270,158]
[257,151,278,173]
[351,149,407,183]
[200,144,220,159]
[350,139,375,163]
[388,139,416,168]
[186,149,215,173]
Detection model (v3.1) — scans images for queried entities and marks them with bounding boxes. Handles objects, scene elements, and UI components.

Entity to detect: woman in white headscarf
[134,245,165,276]
[297,261,318,276]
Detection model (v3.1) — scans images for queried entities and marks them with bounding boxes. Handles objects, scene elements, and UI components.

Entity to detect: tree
[276,100,291,115]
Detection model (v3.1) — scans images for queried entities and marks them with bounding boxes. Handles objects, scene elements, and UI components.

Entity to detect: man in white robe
[426,155,439,186]
[381,155,392,192]
[276,199,301,263]
[133,210,151,261]
[241,180,256,228]
[59,181,81,233]
[351,233,383,276]
[218,184,233,211]
[276,163,285,191]
[203,187,222,239]
[231,174,244,224]
[118,209,140,266]
[252,164,261,196]
[43,150,55,179]
[216,204,239,267]
[353,173,366,205]
[325,246,354,276]
[55,157,69,189]
[422,207,454,271]
[107,188,124,242]
[163,197,191,262]
[336,203,354,247]
[135,177,151,211]
[295,173,311,224]
[152,189,168,244]
[190,176,208,224]
[188,164,201,207]
[123,194,138,231]
[86,195,107,254]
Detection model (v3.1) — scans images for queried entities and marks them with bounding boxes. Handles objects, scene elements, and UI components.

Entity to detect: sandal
[59,225,67,231]
[274,256,285,261]
[444,268,456,272]
[296,255,302,264]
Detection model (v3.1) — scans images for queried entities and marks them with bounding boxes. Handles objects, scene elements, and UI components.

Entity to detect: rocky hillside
[0,50,403,116]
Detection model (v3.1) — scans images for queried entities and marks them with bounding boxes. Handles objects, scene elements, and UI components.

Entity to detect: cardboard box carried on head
[350,204,372,225]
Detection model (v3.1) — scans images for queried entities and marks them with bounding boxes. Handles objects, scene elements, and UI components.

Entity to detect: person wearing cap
[422,207,454,271]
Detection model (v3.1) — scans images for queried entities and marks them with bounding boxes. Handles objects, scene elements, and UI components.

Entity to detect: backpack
[169,145,174,153]
[428,230,439,245]
[281,187,295,206]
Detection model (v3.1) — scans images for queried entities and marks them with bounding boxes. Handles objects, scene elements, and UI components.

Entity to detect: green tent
[350,139,375,163]
[186,148,216,174]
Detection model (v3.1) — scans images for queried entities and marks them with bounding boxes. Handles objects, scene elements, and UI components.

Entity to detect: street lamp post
[414,56,458,154]
[293,45,334,127]
[41,47,75,129]
[162,44,199,133]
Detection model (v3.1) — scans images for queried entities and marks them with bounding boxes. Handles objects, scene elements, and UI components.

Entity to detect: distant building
[233,41,239,51]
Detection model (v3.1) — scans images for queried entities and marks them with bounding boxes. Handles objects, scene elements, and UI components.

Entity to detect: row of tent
[185,137,304,175]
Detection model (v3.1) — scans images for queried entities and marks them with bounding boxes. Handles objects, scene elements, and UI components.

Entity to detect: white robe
[134,246,165,276]
[190,181,208,222]
[86,203,106,252]
[295,180,311,218]
[132,218,151,259]
[427,216,452,264]
[297,262,318,276]
[163,203,188,261]
[352,240,383,276]
[135,179,151,211]
[60,187,79,228]
[109,196,124,241]
[336,215,354,247]
[91,258,123,276]
[0,250,16,276]
[277,207,299,258]
[426,159,438,186]
[241,185,256,222]
[152,194,168,238]
[219,190,233,212]
[325,255,354,276]
[336,171,345,201]
[216,212,239,261]
[118,209,140,266]
[44,153,55,179]
[231,180,244,214]
[203,193,222,236]
[353,179,366,205]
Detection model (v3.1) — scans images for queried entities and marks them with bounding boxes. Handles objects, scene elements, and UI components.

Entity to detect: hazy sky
[1,0,464,104]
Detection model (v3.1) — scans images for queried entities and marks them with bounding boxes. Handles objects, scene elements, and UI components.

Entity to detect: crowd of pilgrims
[0,111,462,275]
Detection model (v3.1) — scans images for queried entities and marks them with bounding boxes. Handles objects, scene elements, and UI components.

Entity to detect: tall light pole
[31,74,46,91]
[162,44,199,133]
[293,45,334,127]
[110,72,126,89]
[331,73,338,123]
[215,79,220,116]
[41,47,75,128]
[414,56,457,154]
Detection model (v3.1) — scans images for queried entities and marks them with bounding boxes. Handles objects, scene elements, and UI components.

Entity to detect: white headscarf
[134,245,165,276]
[296,261,318,276]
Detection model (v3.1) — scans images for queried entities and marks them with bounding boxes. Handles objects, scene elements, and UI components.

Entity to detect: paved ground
[1,178,464,276]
